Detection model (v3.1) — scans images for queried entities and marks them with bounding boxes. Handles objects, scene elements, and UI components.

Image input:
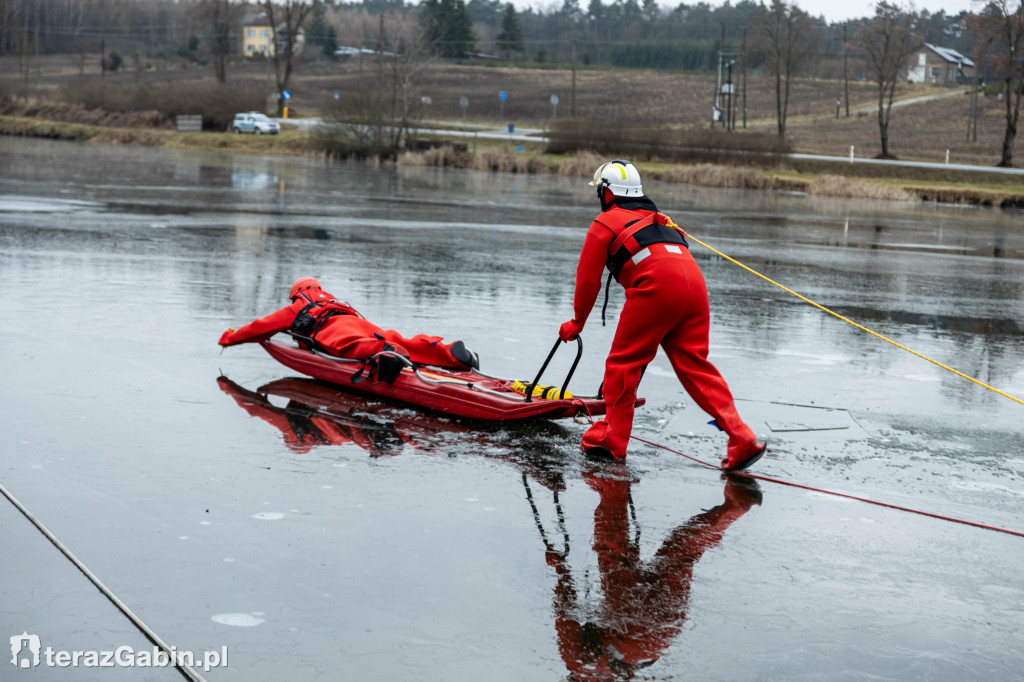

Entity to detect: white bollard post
[945,149,950,164]
[850,145,855,163]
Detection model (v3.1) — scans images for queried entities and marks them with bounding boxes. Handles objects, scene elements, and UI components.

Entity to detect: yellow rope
[688,234,1024,408]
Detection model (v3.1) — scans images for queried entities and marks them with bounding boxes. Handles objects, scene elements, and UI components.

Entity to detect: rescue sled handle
[525,337,583,402]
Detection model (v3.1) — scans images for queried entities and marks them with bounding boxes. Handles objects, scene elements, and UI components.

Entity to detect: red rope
[629,435,1024,539]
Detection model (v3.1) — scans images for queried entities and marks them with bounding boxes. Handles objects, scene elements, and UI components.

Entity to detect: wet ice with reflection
[1,137,1023,681]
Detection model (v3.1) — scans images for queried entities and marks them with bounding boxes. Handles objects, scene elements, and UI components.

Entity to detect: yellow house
[242,14,275,57]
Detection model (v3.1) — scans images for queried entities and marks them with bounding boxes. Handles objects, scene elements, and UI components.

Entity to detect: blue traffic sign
[282,89,292,101]
[499,90,507,101]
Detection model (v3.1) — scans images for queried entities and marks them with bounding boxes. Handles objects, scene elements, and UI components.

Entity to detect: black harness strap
[600,217,690,326]
[289,293,357,350]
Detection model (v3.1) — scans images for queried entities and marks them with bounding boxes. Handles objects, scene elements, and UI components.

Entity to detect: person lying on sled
[218,277,479,381]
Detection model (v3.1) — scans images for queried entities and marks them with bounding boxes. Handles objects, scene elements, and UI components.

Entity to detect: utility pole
[741,28,747,128]
[843,24,850,117]
[967,48,980,143]
[571,39,577,117]
[712,23,725,128]
[726,59,734,131]
[836,27,841,119]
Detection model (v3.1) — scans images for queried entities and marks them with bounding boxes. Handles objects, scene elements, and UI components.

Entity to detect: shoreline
[3,114,1023,210]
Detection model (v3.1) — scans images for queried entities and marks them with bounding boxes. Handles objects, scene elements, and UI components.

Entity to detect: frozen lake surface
[1,137,1023,680]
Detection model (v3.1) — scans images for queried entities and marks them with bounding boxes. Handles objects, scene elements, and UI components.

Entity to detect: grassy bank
[3,112,1022,209]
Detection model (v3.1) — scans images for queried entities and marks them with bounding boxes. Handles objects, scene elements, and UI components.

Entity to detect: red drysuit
[550,470,761,679]
[218,286,469,370]
[560,196,761,465]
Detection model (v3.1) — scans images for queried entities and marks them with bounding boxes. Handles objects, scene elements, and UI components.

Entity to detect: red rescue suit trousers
[583,249,757,459]
[315,316,460,368]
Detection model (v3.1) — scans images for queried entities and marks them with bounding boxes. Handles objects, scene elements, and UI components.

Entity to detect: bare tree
[262,0,315,115]
[856,2,920,159]
[973,0,1024,166]
[319,12,434,156]
[200,0,233,83]
[751,0,819,138]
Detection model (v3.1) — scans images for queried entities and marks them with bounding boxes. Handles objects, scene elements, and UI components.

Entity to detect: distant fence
[175,115,203,132]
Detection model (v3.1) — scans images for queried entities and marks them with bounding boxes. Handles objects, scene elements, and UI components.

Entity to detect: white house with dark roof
[907,43,974,85]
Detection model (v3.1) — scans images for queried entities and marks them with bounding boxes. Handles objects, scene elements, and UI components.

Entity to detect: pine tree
[323,26,338,60]
[422,0,477,57]
[306,2,328,52]
[496,4,525,58]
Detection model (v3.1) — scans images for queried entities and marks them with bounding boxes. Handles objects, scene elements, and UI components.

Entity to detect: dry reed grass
[397,144,549,173]
[0,114,170,144]
[657,164,779,190]
[557,151,605,178]
[0,94,172,129]
[396,145,466,167]
[466,146,548,173]
[806,174,916,201]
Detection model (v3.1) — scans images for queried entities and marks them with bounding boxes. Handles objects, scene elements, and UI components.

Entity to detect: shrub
[311,93,406,159]
[547,118,791,167]
[61,80,267,130]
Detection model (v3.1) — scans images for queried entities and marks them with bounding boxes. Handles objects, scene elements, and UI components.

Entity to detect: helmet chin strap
[598,185,615,212]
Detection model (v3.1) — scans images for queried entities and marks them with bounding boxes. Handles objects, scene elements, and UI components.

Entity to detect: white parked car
[232,112,280,135]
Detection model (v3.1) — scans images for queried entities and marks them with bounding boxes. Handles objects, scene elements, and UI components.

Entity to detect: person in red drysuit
[546,467,762,680]
[218,277,479,380]
[559,161,766,470]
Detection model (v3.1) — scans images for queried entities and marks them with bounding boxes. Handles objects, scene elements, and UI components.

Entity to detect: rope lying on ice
[0,480,209,682]
[613,235,1022,537]
[629,435,1024,539]
[687,234,1024,408]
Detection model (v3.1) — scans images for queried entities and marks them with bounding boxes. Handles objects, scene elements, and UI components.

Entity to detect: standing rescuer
[559,160,766,470]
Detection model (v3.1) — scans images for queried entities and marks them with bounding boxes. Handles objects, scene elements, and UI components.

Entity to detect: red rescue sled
[259,337,639,422]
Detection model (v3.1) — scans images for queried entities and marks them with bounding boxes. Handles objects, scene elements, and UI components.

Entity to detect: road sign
[459,96,468,108]
[334,91,340,100]
[282,89,291,101]
[550,94,559,106]
[499,90,507,101]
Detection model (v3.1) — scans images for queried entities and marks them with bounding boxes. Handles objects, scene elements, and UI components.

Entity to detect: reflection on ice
[0,196,97,212]
[533,465,762,679]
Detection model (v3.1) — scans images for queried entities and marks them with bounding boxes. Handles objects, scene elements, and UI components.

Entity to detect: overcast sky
[795,0,977,22]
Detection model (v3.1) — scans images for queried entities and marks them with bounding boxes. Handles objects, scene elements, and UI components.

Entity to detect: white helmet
[589,159,643,197]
